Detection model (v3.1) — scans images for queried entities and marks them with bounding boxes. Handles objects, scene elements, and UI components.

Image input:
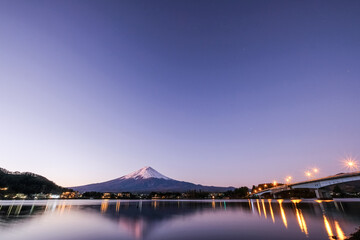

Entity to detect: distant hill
[0,167,65,194]
[71,166,235,193]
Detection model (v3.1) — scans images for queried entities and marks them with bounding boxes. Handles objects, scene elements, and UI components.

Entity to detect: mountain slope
[0,167,65,194]
[71,167,234,193]
[121,166,171,180]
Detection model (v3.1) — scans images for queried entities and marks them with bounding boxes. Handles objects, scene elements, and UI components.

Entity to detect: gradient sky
[0,0,359,187]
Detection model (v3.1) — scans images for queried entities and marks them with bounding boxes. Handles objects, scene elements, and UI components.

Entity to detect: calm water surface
[0,199,360,240]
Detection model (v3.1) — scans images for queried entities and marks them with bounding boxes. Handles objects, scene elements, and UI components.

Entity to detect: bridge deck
[254,171,360,196]
[291,171,360,187]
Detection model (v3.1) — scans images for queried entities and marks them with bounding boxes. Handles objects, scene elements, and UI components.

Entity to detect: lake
[0,199,360,240]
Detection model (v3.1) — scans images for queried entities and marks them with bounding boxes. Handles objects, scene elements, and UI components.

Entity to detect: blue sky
[0,0,359,187]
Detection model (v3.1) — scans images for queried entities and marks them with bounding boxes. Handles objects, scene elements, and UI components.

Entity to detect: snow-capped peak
[120,166,171,180]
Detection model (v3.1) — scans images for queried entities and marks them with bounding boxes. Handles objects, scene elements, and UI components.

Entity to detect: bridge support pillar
[315,189,332,199]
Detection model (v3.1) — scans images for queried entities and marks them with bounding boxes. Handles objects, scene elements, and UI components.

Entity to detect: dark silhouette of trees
[224,187,249,199]
[82,192,103,199]
[0,171,65,195]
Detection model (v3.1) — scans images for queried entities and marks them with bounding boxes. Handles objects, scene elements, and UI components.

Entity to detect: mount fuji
[71,166,234,193]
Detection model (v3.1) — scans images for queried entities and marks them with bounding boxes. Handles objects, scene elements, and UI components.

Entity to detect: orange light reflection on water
[256,199,261,216]
[335,221,346,240]
[293,201,308,236]
[278,200,288,228]
[268,199,275,223]
[261,199,267,218]
[101,200,109,213]
[323,215,333,239]
[116,201,121,212]
[300,210,308,235]
[315,200,333,203]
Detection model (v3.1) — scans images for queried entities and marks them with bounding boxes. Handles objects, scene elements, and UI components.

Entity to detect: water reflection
[278,199,288,228]
[0,199,359,240]
[116,200,121,212]
[261,199,267,218]
[256,199,261,216]
[268,199,275,223]
[292,200,308,236]
[323,215,334,239]
[101,200,109,213]
[335,221,346,240]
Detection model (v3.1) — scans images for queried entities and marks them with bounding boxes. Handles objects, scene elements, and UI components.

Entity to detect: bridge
[253,171,360,199]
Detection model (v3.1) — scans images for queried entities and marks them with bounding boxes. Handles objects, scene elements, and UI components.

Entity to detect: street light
[344,158,359,171]
[346,159,357,170]
[285,176,292,184]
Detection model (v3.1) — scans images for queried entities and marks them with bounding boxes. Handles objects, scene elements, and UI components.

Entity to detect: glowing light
[313,168,319,173]
[273,180,277,186]
[300,211,308,235]
[335,221,346,240]
[285,176,292,183]
[100,200,109,213]
[261,199,267,218]
[305,171,312,178]
[58,202,66,214]
[264,184,268,188]
[256,199,262,216]
[116,201,121,212]
[278,200,288,228]
[343,157,359,171]
[323,215,334,239]
[295,208,303,232]
[258,188,262,191]
[315,199,333,203]
[293,201,308,236]
[268,199,275,223]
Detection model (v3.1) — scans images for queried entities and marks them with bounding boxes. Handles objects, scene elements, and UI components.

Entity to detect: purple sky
[0,0,359,187]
